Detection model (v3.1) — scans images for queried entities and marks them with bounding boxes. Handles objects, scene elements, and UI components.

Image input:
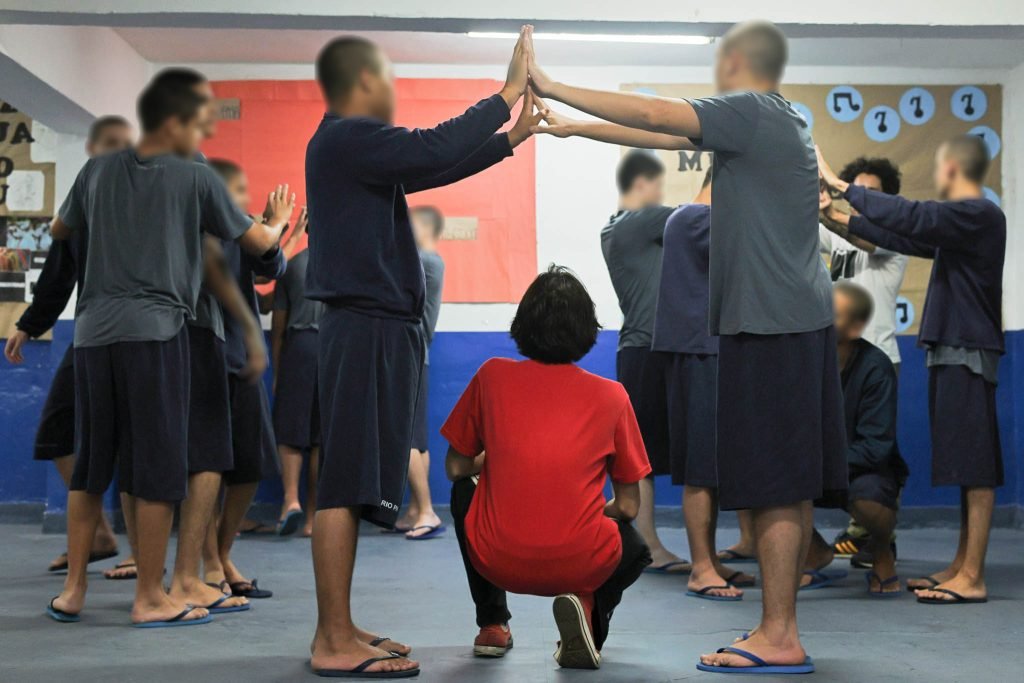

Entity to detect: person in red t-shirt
[442,266,653,670]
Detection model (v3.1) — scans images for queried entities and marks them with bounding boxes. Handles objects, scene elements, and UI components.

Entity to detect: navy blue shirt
[652,204,718,355]
[841,338,908,483]
[846,185,1005,353]
[305,94,512,321]
[222,239,286,374]
[16,234,83,338]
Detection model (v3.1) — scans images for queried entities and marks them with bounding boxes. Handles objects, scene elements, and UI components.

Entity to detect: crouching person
[442,266,653,670]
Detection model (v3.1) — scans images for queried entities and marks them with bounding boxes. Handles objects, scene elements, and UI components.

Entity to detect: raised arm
[530,98,695,150]
[237,184,293,257]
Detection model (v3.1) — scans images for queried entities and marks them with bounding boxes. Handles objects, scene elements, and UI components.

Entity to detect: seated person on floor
[804,281,908,594]
[442,265,653,670]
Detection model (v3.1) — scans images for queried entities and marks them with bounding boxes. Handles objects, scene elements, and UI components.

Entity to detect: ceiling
[112,27,1024,69]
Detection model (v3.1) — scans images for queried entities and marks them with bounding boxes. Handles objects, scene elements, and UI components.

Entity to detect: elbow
[617,497,640,521]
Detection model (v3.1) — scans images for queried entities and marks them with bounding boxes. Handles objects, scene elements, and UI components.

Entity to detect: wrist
[499,87,520,111]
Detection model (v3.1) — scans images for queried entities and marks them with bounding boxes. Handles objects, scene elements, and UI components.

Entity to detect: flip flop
[717,549,757,564]
[865,572,901,598]
[206,593,252,614]
[104,560,138,580]
[405,524,445,540]
[696,646,815,675]
[369,637,410,655]
[48,549,119,572]
[643,561,691,575]
[800,569,848,591]
[133,606,213,629]
[313,653,420,678]
[724,571,756,588]
[45,597,81,623]
[906,576,941,592]
[230,579,273,599]
[239,523,277,535]
[916,588,988,605]
[687,585,742,602]
[277,510,304,537]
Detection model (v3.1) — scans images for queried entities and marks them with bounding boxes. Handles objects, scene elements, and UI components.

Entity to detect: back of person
[461,358,645,595]
[690,91,831,335]
[600,205,674,348]
[68,149,213,347]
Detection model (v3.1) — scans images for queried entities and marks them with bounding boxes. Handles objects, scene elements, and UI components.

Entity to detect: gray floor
[1,520,1022,682]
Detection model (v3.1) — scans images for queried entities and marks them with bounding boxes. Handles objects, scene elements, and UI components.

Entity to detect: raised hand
[500,26,530,109]
[507,89,547,148]
[266,184,296,230]
[524,25,556,98]
[815,145,848,193]
[528,95,579,138]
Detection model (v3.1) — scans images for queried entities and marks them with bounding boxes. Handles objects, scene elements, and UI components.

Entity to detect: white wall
[1002,63,1024,330]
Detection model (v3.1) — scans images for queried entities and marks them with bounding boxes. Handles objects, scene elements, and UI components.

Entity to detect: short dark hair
[208,158,243,183]
[616,150,664,194]
[835,281,874,324]
[510,265,601,364]
[137,80,206,134]
[721,21,788,82]
[88,115,130,145]
[943,134,991,183]
[316,37,383,101]
[151,67,207,91]
[411,206,445,238]
[839,157,902,195]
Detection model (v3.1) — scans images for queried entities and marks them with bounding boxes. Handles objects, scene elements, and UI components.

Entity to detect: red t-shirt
[441,358,651,596]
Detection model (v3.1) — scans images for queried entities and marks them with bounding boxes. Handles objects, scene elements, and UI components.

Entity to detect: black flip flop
[48,549,119,572]
[313,653,420,678]
[104,561,138,581]
[230,578,273,599]
[46,597,81,623]
[906,576,940,592]
[916,588,988,605]
[370,637,411,656]
[724,571,756,588]
[717,549,757,564]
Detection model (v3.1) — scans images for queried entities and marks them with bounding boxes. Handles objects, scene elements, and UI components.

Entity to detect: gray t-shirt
[190,283,226,340]
[274,248,324,331]
[688,92,833,335]
[420,250,445,365]
[58,150,253,347]
[601,205,675,350]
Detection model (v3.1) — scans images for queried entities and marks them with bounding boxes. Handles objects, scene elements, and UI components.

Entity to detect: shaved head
[316,36,384,101]
[942,134,991,183]
[720,21,788,83]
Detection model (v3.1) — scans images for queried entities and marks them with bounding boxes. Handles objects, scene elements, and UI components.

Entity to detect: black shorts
[71,326,190,502]
[929,365,1004,488]
[273,328,320,450]
[34,344,76,461]
[847,471,902,511]
[665,352,718,487]
[716,327,848,511]
[223,372,278,485]
[317,307,424,527]
[616,347,670,476]
[411,363,429,452]
[187,325,233,474]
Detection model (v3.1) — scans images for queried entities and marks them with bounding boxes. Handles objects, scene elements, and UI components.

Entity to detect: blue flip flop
[717,549,757,564]
[405,524,445,540]
[643,561,691,575]
[687,585,742,602]
[46,597,81,623]
[865,572,901,598]
[133,606,213,628]
[277,510,304,537]
[696,646,815,675]
[800,569,848,591]
[206,593,252,614]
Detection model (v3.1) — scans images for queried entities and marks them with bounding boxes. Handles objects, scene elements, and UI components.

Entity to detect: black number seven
[910,95,924,119]
[874,110,888,133]
[961,92,975,116]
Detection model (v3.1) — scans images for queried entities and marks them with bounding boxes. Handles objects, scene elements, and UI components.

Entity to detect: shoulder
[574,366,632,406]
[859,341,897,381]
[476,357,517,378]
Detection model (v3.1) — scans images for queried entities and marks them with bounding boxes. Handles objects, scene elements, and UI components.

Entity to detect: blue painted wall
[3,321,1021,514]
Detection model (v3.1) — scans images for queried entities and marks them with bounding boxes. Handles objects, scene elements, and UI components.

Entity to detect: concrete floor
[1,520,1022,682]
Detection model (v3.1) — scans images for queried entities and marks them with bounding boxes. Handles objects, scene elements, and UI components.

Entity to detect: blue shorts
[71,326,190,502]
[224,372,278,485]
[616,347,670,476]
[716,327,848,510]
[187,324,233,474]
[273,328,320,450]
[929,364,1003,487]
[317,307,424,527]
[34,344,75,461]
[665,352,718,488]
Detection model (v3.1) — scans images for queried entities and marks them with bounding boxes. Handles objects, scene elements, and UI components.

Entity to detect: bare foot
[688,566,743,599]
[221,557,249,587]
[103,558,138,580]
[169,579,248,611]
[404,511,443,539]
[311,634,419,676]
[131,594,210,625]
[717,543,756,562]
[356,626,412,656]
[715,561,755,586]
[52,585,87,617]
[907,566,958,591]
[700,629,806,670]
[916,573,986,602]
[393,509,418,533]
[648,547,691,573]
[300,524,313,538]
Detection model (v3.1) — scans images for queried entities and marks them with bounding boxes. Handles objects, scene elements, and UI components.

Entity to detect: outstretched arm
[530,98,695,150]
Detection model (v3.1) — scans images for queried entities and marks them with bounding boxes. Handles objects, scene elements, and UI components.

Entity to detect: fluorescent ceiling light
[467,32,712,45]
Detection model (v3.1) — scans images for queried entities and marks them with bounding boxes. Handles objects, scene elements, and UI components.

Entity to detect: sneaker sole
[552,595,600,670]
[473,641,512,658]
